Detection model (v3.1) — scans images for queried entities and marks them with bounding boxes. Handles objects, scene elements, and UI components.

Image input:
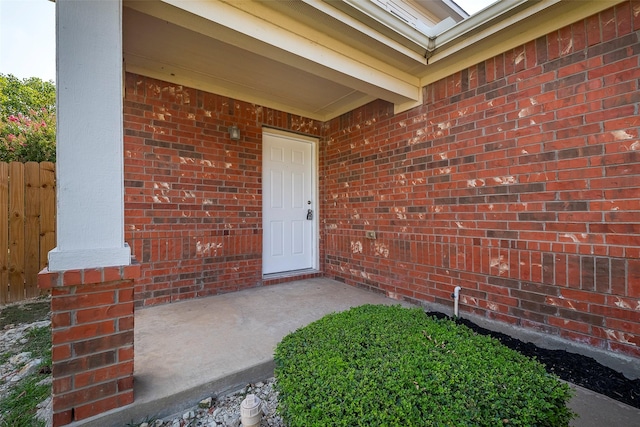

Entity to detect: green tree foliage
[0,74,56,162]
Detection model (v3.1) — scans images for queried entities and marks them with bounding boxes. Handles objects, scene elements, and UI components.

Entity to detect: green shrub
[274,305,575,427]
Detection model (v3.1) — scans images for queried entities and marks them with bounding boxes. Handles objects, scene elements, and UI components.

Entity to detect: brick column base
[38,260,140,427]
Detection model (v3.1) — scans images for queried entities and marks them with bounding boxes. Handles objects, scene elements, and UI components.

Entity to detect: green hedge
[274,305,575,426]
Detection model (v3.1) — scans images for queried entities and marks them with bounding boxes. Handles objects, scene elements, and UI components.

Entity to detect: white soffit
[123,0,621,121]
[124,0,423,121]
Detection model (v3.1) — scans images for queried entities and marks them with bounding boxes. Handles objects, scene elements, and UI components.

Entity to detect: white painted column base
[48,245,131,272]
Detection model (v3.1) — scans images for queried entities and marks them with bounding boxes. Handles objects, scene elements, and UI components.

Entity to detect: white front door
[262,129,317,275]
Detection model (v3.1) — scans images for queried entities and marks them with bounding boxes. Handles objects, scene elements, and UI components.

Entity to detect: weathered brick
[52,344,72,362]
[629,260,640,298]
[117,375,135,392]
[53,377,73,395]
[52,291,115,312]
[595,257,610,293]
[74,361,134,389]
[546,201,589,211]
[72,331,134,356]
[52,410,73,427]
[52,320,116,345]
[75,303,133,324]
[54,381,117,412]
[581,257,595,291]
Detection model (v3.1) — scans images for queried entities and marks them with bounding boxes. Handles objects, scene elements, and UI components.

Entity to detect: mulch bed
[426,312,640,409]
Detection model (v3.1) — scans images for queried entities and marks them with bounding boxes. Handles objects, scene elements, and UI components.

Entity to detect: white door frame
[262,128,319,275]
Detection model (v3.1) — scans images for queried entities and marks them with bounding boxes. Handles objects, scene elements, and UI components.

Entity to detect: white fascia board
[342,0,432,48]
[154,0,420,104]
[434,0,535,46]
[302,0,428,64]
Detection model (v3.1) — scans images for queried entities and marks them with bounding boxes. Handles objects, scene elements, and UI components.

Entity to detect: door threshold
[262,269,321,284]
[263,269,319,280]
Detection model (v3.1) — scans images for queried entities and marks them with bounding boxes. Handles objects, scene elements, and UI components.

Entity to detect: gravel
[151,379,283,427]
[0,319,52,427]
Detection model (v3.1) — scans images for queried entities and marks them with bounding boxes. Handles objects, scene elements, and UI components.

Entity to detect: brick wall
[323,2,640,358]
[38,263,139,426]
[123,75,323,307]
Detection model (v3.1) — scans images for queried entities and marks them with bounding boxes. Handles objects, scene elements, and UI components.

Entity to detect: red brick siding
[38,263,139,426]
[123,3,640,359]
[123,74,323,307]
[323,3,640,358]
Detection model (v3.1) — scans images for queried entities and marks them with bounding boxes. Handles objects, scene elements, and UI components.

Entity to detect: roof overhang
[123,0,620,121]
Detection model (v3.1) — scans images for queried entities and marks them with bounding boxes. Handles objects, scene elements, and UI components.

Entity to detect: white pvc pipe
[452,286,462,317]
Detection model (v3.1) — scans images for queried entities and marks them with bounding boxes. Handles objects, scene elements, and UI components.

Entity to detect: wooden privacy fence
[0,162,56,304]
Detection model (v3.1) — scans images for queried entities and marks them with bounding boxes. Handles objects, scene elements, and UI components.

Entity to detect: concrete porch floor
[76,278,640,427]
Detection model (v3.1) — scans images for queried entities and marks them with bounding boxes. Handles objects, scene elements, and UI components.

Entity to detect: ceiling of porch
[122,0,617,122]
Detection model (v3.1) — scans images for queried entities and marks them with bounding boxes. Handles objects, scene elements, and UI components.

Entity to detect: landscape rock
[199,396,213,408]
[155,378,283,427]
[8,351,32,365]
[0,304,51,426]
[35,396,52,427]
[11,358,42,383]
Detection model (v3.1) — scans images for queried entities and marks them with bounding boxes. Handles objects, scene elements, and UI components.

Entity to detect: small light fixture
[228,125,241,141]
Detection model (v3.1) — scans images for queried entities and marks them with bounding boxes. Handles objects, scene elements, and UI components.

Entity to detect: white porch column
[48,0,130,271]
